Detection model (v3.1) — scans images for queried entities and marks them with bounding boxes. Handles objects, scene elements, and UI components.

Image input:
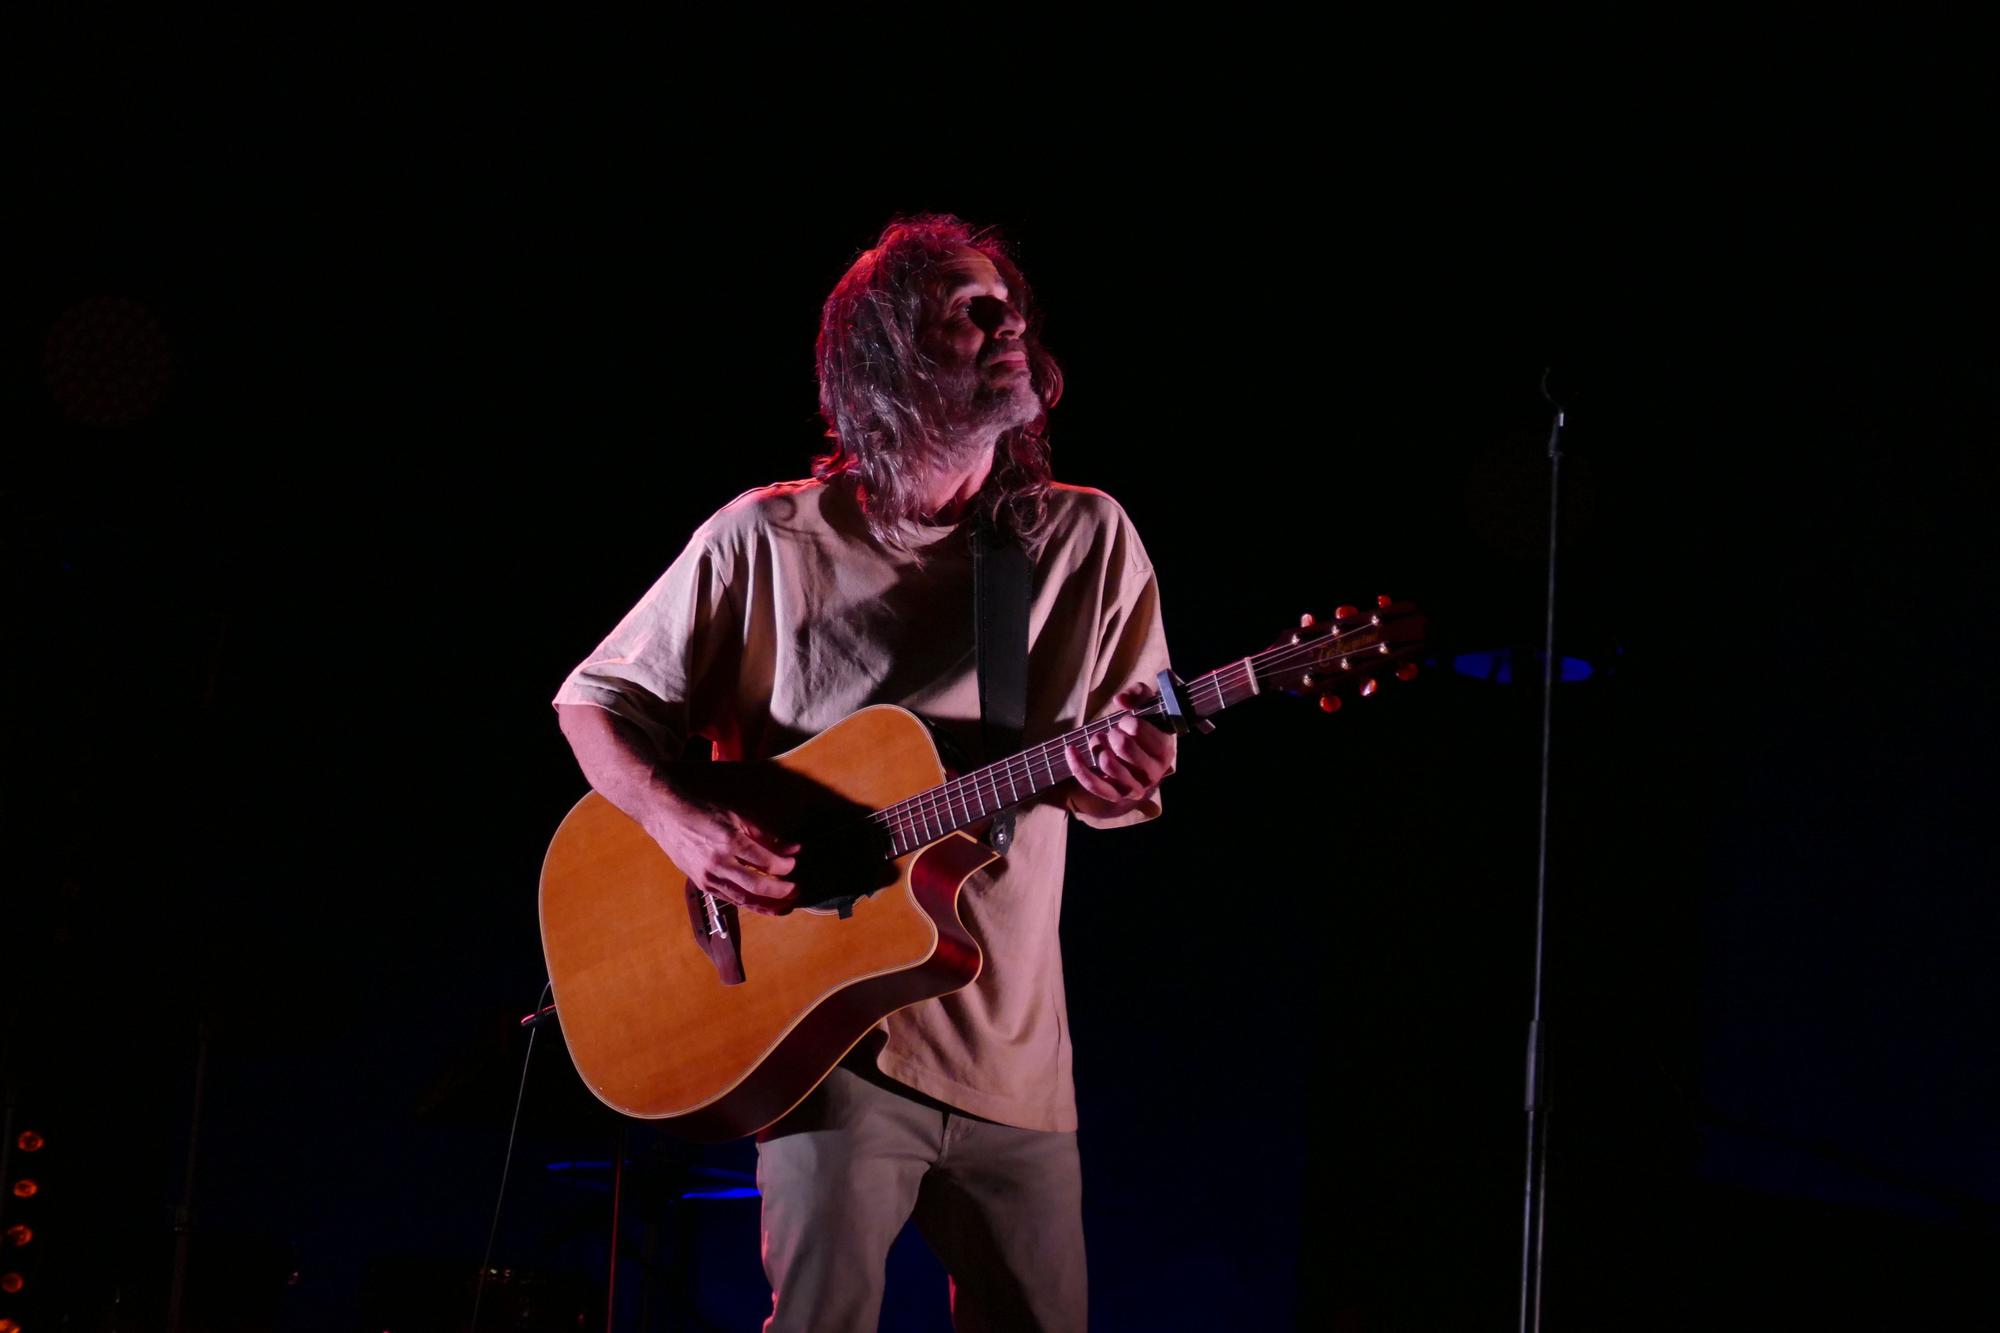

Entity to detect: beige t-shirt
[552,475,1170,1131]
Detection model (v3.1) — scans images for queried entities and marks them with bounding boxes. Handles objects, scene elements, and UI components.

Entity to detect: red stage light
[13,1132,42,1153]
[3,1224,26,1246]
[8,1181,34,1199]
[0,1272,20,1293]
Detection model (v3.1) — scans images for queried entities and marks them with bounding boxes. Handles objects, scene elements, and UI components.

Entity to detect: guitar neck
[865,611,1408,857]
[868,699,1186,860]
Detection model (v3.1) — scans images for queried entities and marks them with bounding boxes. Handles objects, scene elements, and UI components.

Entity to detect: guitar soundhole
[792,818,900,916]
[677,761,899,917]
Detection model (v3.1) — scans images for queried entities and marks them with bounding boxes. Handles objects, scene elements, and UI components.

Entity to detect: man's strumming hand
[644,789,801,917]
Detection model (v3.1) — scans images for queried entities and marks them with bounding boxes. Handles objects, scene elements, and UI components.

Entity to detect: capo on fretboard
[1154,668,1215,736]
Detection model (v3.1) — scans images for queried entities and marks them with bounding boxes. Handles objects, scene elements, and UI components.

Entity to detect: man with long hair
[554,215,1175,1331]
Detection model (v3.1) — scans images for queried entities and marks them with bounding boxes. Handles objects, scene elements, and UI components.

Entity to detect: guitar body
[539,705,993,1141]
[540,598,1425,1141]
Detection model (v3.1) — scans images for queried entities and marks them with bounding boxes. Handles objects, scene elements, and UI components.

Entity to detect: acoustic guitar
[539,598,1424,1140]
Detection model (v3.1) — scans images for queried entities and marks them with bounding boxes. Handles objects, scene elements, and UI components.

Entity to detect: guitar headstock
[1261,595,1427,713]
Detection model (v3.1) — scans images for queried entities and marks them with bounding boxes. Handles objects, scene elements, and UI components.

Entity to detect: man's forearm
[555,703,692,837]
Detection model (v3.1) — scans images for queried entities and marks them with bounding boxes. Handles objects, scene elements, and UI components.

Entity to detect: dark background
[6,26,1996,1332]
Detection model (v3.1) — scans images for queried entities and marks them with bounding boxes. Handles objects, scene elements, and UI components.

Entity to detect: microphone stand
[1518,373,1565,1333]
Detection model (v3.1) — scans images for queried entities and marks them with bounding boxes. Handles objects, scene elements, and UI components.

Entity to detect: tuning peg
[1377,594,1394,609]
[1301,673,1315,688]
[1319,693,1341,713]
[1359,677,1380,698]
[1334,604,1359,622]
[1395,662,1419,682]
[1299,612,1316,629]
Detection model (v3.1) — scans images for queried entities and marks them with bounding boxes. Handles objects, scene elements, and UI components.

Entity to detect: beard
[837,349,1050,541]
[929,358,1041,459]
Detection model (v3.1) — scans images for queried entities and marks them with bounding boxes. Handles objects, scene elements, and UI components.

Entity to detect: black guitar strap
[972,510,1031,853]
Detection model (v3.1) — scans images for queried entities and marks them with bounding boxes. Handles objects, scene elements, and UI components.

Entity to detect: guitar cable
[469,978,553,1333]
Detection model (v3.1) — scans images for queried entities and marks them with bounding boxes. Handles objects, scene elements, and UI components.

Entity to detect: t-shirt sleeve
[550,522,741,760]
[1070,512,1172,830]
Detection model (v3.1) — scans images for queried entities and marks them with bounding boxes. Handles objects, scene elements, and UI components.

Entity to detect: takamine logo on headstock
[1259,596,1427,715]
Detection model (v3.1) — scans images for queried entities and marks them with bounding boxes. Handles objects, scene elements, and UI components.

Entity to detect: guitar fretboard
[864,615,1402,857]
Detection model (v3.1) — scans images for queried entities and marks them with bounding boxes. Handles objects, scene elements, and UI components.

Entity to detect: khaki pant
[755,1064,1088,1332]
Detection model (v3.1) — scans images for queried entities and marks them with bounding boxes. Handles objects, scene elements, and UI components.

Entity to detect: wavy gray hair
[813,215,1061,550]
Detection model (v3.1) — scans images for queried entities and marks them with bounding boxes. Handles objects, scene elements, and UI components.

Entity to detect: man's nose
[970,295,1026,339]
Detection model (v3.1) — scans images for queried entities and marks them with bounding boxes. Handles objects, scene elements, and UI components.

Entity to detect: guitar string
[872,675,1210,839]
[869,622,1406,842]
[879,618,1398,827]
[865,621,1412,849]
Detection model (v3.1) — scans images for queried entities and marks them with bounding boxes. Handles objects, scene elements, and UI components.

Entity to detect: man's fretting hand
[645,793,800,916]
[1065,681,1178,819]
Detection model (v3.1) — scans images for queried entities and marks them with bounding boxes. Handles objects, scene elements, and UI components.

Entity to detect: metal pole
[1518,375,1565,1333]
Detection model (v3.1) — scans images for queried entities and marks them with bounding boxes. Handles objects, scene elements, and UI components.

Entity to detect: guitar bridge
[685,881,745,985]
